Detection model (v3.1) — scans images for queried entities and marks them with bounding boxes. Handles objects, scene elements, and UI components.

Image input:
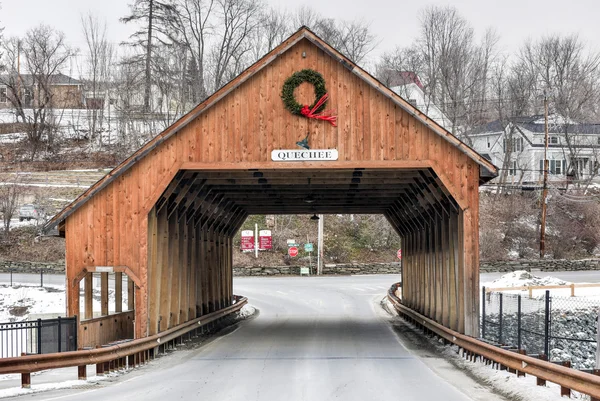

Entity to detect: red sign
[259,230,272,250]
[288,247,298,257]
[397,249,402,260]
[241,230,254,251]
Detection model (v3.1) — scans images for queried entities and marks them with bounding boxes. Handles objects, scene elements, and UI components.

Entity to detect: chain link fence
[482,288,599,370]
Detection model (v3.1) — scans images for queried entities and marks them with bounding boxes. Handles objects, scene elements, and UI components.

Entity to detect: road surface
[8,275,497,401]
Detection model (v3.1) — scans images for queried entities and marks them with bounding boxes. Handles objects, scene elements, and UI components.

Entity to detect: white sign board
[241,230,254,237]
[271,149,338,162]
[95,266,114,273]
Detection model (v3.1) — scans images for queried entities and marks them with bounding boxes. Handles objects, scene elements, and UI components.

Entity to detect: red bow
[300,94,337,126]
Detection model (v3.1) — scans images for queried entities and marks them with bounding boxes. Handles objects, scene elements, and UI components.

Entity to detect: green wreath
[281,69,328,115]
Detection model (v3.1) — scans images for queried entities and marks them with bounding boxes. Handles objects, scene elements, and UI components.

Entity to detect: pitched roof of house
[469,116,600,136]
[0,72,83,86]
[44,26,498,231]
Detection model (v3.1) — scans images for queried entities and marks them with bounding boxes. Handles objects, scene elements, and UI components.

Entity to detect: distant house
[379,70,453,131]
[0,73,85,109]
[469,115,600,185]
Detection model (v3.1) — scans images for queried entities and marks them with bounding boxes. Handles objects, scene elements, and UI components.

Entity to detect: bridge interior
[141,166,469,339]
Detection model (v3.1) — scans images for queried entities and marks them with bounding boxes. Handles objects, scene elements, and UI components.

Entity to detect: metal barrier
[482,288,599,370]
[387,283,600,400]
[0,296,247,389]
[0,317,77,358]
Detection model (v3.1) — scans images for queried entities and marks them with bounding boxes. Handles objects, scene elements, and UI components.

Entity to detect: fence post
[481,287,486,339]
[36,319,42,354]
[10,269,12,287]
[517,295,522,350]
[40,269,43,287]
[73,315,78,351]
[57,316,62,353]
[544,290,551,358]
[498,292,503,344]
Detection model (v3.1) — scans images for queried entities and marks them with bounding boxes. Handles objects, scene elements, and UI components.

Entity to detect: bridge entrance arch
[46,27,497,347]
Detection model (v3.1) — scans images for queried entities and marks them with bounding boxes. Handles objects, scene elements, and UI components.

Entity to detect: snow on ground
[238,304,256,319]
[0,375,109,399]
[437,341,589,401]
[482,270,600,300]
[0,285,65,323]
[486,270,569,288]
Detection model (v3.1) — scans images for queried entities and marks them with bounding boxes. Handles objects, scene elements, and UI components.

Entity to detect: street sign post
[288,247,298,257]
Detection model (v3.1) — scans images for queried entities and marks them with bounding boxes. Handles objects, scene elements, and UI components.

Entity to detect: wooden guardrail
[0,296,247,389]
[485,283,600,297]
[387,283,600,400]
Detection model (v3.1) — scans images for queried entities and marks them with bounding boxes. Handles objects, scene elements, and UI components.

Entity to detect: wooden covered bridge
[46,27,497,347]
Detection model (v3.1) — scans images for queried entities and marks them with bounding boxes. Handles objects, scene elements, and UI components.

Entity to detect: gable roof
[45,26,498,232]
[0,72,83,87]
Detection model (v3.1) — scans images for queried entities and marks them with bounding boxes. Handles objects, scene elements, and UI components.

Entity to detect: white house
[382,70,453,131]
[469,115,600,186]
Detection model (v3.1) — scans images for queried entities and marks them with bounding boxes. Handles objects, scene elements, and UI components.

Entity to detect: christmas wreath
[281,69,337,126]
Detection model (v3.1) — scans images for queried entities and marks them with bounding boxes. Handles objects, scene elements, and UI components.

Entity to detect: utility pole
[540,93,549,258]
[317,214,324,275]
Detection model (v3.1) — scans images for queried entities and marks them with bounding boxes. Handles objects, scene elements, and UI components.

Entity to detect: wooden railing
[484,283,600,297]
[79,311,135,348]
[0,296,247,388]
[387,283,600,400]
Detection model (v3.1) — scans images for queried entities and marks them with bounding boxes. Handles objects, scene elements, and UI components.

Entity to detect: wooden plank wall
[64,37,483,342]
[398,167,480,336]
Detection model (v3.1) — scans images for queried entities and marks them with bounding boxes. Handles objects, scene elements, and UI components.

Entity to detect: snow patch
[487,271,569,288]
[238,304,256,319]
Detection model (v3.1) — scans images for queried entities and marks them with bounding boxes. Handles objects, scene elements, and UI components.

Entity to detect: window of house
[509,160,518,176]
[597,136,600,145]
[0,87,6,103]
[408,98,418,107]
[550,159,564,175]
[550,136,559,144]
[487,137,491,148]
[503,137,523,152]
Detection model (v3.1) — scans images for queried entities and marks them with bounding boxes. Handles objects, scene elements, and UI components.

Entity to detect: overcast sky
[1,0,599,66]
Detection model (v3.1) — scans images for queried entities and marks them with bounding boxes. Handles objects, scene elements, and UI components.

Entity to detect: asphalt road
[13,274,487,401]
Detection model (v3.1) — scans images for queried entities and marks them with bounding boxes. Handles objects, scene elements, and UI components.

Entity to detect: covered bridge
[46,27,497,347]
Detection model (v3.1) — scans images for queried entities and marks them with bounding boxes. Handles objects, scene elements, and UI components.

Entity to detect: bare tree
[0,25,76,161]
[0,173,24,236]
[165,0,216,104]
[209,0,262,91]
[517,35,600,183]
[121,0,177,113]
[81,13,115,148]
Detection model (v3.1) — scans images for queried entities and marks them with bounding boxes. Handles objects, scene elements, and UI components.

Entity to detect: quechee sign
[271,149,339,162]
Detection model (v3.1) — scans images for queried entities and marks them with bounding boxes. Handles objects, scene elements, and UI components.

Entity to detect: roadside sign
[288,247,299,257]
[287,239,297,247]
[304,243,314,252]
[397,249,402,260]
[241,230,254,251]
[300,267,310,276]
[259,230,272,250]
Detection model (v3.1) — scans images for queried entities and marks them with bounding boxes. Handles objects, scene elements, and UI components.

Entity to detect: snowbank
[488,270,569,287]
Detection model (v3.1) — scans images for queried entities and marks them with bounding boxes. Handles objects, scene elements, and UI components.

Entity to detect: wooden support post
[128,276,135,311]
[21,373,31,389]
[560,361,571,397]
[115,272,123,313]
[78,365,87,380]
[96,363,104,376]
[85,272,93,319]
[101,272,109,316]
[537,355,547,386]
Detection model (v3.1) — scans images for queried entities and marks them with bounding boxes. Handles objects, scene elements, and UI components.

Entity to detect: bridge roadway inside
[13,275,506,401]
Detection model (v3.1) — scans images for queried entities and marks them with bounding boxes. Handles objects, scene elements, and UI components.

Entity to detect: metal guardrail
[0,296,247,388]
[387,283,600,400]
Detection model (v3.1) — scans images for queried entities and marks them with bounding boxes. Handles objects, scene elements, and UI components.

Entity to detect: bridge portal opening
[146,167,469,336]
